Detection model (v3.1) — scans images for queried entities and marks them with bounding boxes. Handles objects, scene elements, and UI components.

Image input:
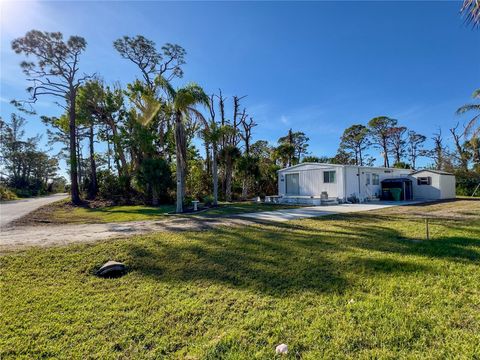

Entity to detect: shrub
[0,185,18,201]
[203,195,214,207]
[455,170,480,197]
[135,157,174,204]
[97,170,132,203]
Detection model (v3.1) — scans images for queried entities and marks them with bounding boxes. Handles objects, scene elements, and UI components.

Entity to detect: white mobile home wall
[278,164,346,199]
[344,166,410,201]
[410,170,456,200]
[278,164,410,201]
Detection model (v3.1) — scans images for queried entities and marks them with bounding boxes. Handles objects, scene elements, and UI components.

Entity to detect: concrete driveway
[0,193,68,228]
[238,201,423,222]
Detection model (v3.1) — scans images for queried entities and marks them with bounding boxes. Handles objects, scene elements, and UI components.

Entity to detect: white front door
[285,173,300,195]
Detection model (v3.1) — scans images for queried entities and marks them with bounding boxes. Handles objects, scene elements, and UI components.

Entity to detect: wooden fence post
[425,218,430,240]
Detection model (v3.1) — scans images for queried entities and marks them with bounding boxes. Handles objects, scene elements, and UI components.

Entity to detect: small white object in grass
[348,298,355,304]
[275,343,288,354]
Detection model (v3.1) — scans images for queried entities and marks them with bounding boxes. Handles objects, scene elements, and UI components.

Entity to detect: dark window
[417,177,431,185]
[323,170,336,183]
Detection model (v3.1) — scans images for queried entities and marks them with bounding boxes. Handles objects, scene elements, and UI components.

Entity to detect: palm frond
[460,0,480,28]
[464,113,480,136]
[174,83,209,111]
[187,107,207,125]
[154,75,176,99]
[456,103,480,115]
[473,88,480,99]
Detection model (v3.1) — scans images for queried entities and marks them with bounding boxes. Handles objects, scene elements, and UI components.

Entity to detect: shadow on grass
[126,227,349,295]
[123,215,465,296]
[85,205,174,216]
[296,213,480,262]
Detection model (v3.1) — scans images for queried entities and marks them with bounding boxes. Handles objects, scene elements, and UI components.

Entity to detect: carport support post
[425,218,430,240]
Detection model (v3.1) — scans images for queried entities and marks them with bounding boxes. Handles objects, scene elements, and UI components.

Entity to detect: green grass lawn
[51,204,176,223]
[1,200,480,358]
[19,201,300,225]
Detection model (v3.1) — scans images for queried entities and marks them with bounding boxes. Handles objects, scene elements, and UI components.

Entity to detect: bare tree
[449,123,469,171]
[239,116,258,199]
[407,130,426,169]
[431,129,446,170]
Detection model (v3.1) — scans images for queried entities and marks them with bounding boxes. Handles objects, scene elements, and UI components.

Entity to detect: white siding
[440,175,456,199]
[345,167,361,200]
[410,170,456,200]
[278,164,343,198]
[277,164,455,202]
[344,167,411,201]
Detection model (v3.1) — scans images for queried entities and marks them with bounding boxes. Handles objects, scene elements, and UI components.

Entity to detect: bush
[136,157,173,204]
[97,170,132,203]
[203,195,214,207]
[455,170,480,197]
[0,185,18,201]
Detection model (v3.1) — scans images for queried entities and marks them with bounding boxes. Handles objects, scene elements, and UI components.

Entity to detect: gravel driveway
[0,193,68,228]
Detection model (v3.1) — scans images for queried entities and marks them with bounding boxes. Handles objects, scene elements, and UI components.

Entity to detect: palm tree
[461,0,480,28]
[155,77,209,212]
[457,89,480,139]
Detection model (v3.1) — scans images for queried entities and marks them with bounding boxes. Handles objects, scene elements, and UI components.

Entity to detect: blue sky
[1,1,479,174]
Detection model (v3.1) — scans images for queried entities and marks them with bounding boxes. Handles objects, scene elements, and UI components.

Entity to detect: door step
[321,199,339,206]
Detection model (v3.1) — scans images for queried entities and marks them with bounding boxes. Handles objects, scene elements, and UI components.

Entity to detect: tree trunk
[205,141,211,176]
[175,112,186,213]
[76,133,82,189]
[212,143,218,206]
[382,139,389,167]
[241,178,248,200]
[395,148,401,165]
[107,136,112,171]
[69,91,81,204]
[225,156,232,202]
[88,123,97,199]
[152,186,159,206]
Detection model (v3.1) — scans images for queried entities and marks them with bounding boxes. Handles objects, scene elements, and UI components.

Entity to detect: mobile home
[277,163,455,204]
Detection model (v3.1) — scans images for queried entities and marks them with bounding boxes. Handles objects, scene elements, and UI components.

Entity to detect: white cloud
[280,115,289,125]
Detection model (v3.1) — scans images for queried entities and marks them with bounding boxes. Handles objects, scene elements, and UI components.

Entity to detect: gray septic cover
[96,261,126,277]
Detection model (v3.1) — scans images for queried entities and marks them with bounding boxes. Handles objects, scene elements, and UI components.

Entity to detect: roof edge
[411,169,455,176]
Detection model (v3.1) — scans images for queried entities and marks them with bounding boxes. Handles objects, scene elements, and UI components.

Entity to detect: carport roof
[381,178,413,183]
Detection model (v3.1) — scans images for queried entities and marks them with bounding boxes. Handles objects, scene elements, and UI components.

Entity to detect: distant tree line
[0,114,65,199]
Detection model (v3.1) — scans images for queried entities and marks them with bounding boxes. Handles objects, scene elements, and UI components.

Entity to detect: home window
[417,177,431,185]
[323,170,336,183]
[372,174,380,185]
[366,173,371,185]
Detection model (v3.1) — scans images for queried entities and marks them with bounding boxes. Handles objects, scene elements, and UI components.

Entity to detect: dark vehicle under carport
[381,178,413,201]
